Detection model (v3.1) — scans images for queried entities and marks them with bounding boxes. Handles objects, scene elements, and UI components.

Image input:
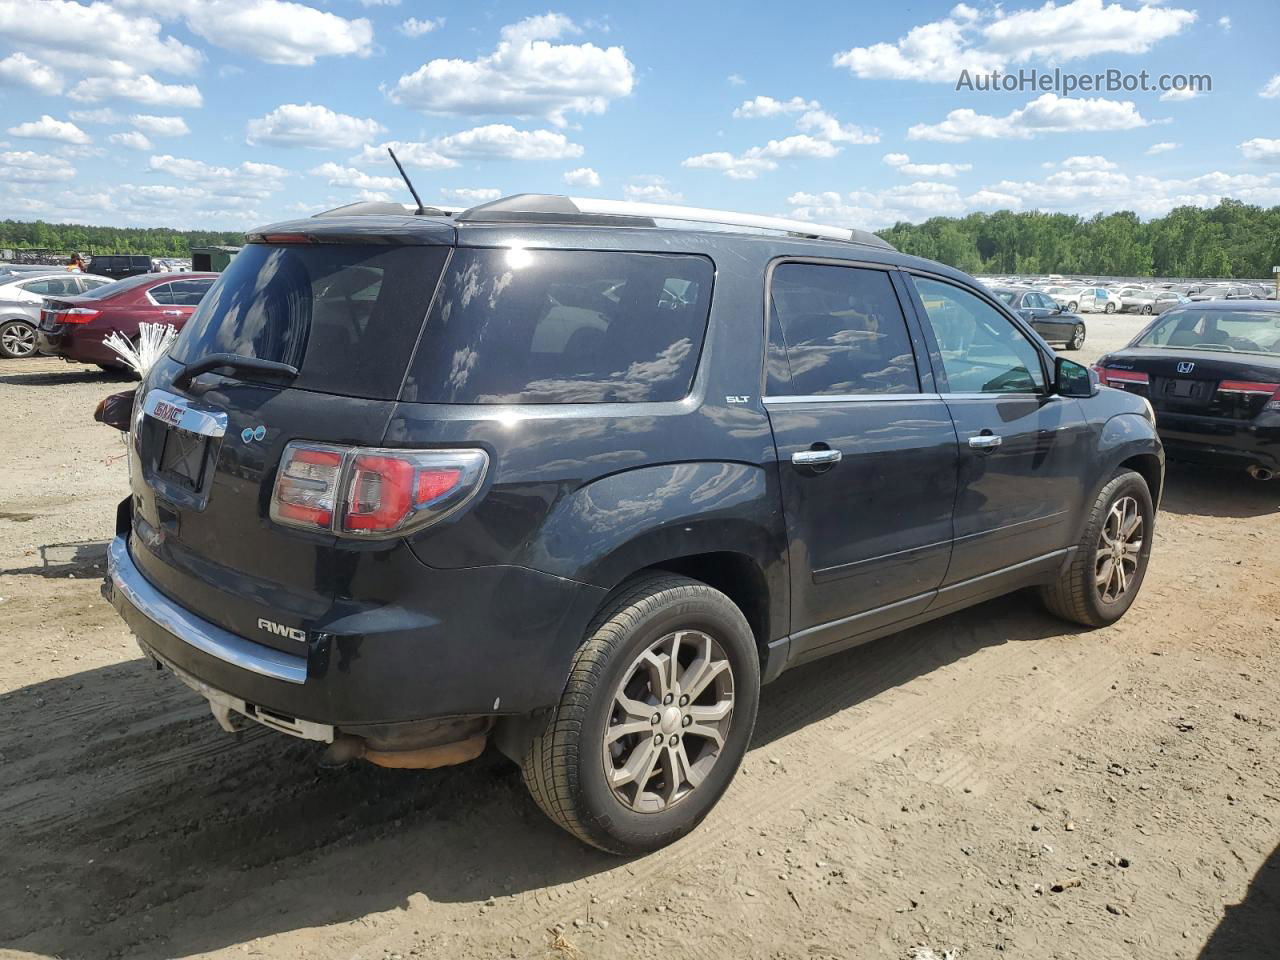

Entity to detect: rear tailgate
[126,232,451,655]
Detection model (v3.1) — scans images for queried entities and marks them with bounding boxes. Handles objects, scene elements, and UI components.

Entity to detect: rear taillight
[270,442,488,538]
[1094,366,1149,389]
[58,308,101,325]
[1216,380,1280,412]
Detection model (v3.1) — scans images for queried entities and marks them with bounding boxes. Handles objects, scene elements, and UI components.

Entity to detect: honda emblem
[1176,361,1195,374]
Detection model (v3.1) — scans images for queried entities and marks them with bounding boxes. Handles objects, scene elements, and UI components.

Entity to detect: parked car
[1094,301,1280,479]
[0,299,41,359]
[36,273,216,370]
[103,195,1162,855]
[88,254,155,279]
[0,270,111,305]
[990,285,1087,350]
[1120,289,1191,315]
[1043,285,1121,314]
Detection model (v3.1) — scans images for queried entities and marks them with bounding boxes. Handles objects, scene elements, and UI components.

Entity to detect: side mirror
[1055,356,1096,398]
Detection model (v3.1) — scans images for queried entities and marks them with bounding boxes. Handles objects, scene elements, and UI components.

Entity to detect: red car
[37,273,217,370]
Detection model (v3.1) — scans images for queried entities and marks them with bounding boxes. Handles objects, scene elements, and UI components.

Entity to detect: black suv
[106,195,1163,854]
[88,254,154,279]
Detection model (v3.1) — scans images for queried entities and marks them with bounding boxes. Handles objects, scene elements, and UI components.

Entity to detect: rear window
[1136,309,1280,355]
[171,243,449,399]
[401,248,713,404]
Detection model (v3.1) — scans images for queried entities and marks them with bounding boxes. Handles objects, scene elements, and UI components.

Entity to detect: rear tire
[1040,469,1153,627]
[1066,324,1086,351]
[1067,301,1078,313]
[0,320,36,359]
[522,574,760,855]
[1105,302,1116,314]
[1141,304,1153,315]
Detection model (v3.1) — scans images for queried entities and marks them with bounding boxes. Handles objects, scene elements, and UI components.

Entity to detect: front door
[905,274,1092,605]
[765,261,957,663]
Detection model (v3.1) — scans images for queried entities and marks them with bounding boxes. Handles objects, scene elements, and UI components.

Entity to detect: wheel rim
[1072,326,1085,349]
[1096,496,1143,604]
[2,323,35,357]
[603,629,735,814]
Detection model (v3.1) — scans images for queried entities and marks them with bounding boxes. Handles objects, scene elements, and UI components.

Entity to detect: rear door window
[402,248,713,404]
[171,243,449,400]
[149,283,175,305]
[766,262,919,396]
[166,279,213,305]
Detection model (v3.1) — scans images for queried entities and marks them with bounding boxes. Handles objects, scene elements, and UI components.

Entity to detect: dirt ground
[3,314,1280,960]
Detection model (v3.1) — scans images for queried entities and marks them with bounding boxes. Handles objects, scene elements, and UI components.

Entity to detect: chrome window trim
[142,388,228,437]
[109,536,308,685]
[763,392,943,405]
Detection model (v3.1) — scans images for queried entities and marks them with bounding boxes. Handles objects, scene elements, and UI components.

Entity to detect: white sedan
[0,271,112,304]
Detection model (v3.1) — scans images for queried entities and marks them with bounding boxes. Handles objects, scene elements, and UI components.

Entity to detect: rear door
[904,273,1093,603]
[128,240,450,651]
[764,261,957,662]
[148,278,213,328]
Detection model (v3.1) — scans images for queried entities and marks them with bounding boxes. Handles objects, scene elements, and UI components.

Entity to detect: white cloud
[69,108,123,125]
[130,114,189,137]
[1159,86,1196,102]
[795,109,878,144]
[309,162,404,192]
[246,103,384,149]
[388,13,635,125]
[430,124,584,160]
[109,130,153,150]
[624,178,682,203]
[182,0,372,66]
[684,134,843,180]
[359,0,398,5]
[788,183,968,230]
[1241,138,1280,164]
[1060,155,1116,171]
[732,95,818,118]
[1217,16,1231,31]
[0,53,63,94]
[0,0,201,75]
[908,93,1150,142]
[70,74,203,108]
[0,150,75,183]
[7,115,91,145]
[682,152,777,180]
[883,152,972,177]
[834,0,1195,83]
[563,166,601,187]
[1260,75,1280,99]
[1146,141,1178,155]
[440,187,501,204]
[351,140,458,169]
[727,73,746,86]
[149,154,288,198]
[399,16,442,37]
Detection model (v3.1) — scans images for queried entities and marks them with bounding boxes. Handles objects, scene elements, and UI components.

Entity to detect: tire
[1066,323,1086,351]
[1040,469,1154,628]
[1141,304,1153,315]
[0,319,36,359]
[1105,302,1116,314]
[1067,301,1078,313]
[522,573,761,855]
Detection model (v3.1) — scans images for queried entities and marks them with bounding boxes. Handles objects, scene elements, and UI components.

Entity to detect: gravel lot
[3,312,1279,960]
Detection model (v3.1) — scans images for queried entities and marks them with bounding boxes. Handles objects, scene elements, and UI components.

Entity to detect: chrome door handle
[968,434,1003,449]
[162,310,183,316]
[792,448,842,466]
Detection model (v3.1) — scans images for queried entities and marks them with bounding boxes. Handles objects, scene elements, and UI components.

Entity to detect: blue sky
[0,0,1278,231]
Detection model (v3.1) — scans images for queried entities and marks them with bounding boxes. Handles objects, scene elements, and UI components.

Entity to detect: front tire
[0,319,36,358]
[1105,302,1116,314]
[522,574,760,855]
[1141,304,1153,315]
[1040,469,1153,627]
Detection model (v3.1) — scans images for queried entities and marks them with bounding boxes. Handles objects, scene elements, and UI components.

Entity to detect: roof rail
[455,194,893,249]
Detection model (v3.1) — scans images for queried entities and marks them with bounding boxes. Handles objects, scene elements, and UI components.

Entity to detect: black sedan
[990,286,1087,350]
[1094,301,1280,479]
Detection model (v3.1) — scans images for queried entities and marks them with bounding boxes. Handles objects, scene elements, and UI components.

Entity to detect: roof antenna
[387,147,425,215]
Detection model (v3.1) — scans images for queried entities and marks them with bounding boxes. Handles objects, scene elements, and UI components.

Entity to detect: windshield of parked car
[1135,309,1280,355]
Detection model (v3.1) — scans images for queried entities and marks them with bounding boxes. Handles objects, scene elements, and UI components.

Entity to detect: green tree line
[0,220,243,257]
[876,199,1280,279]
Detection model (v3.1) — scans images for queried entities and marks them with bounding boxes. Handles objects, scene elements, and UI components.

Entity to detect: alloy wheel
[603,629,735,813]
[1,322,35,358]
[1071,325,1085,350]
[1096,496,1143,604]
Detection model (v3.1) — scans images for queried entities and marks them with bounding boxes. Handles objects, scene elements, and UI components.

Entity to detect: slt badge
[241,425,267,443]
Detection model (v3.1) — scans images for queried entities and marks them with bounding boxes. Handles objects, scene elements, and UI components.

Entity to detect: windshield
[994,290,1016,305]
[1135,309,1280,355]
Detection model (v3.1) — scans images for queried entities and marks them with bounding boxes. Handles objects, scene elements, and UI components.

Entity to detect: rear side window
[402,248,713,404]
[166,279,213,305]
[149,283,176,305]
[767,262,919,396]
[171,243,449,399]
